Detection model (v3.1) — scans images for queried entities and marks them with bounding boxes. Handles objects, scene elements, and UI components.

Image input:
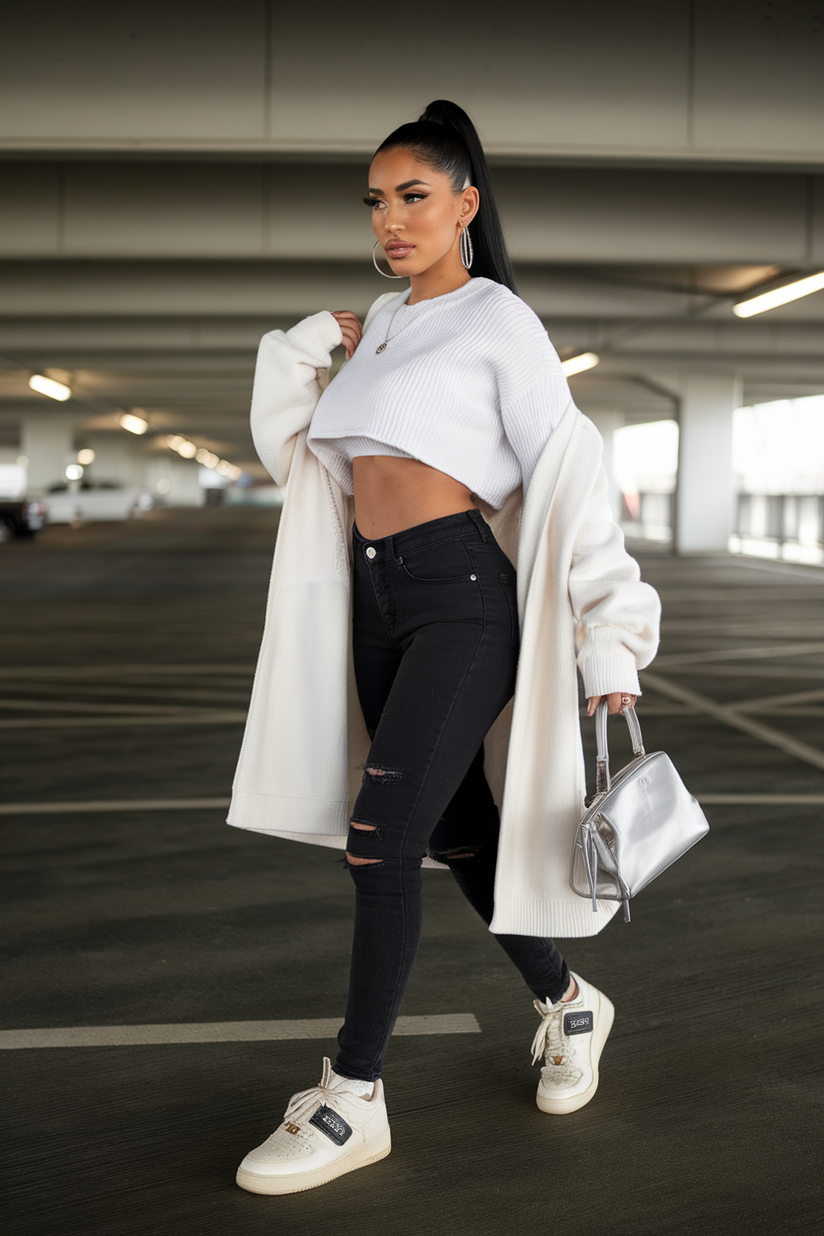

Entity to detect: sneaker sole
[235,1128,392,1196]
[535,993,615,1116]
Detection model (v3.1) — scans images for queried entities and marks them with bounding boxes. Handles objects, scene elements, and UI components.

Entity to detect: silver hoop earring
[372,240,405,279]
[460,225,474,271]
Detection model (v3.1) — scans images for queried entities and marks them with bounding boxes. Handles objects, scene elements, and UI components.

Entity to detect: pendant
[375,342,388,354]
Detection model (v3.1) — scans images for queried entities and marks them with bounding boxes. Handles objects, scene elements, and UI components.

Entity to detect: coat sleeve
[568,458,661,698]
[249,311,343,486]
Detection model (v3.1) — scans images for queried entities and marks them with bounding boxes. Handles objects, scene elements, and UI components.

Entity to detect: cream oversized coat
[227,292,661,938]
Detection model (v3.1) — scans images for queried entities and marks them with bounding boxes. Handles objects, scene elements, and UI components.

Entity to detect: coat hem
[488,896,620,938]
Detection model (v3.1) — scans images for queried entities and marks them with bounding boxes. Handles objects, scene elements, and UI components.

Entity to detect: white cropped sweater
[235,292,662,936]
[306,277,570,509]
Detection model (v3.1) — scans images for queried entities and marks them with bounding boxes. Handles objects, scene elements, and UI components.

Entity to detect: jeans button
[365,546,377,560]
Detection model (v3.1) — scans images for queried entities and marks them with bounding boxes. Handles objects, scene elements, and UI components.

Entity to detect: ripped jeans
[335,508,569,1082]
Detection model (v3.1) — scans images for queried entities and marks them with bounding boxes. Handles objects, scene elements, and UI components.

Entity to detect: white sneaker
[531,971,615,1115]
[236,1057,391,1195]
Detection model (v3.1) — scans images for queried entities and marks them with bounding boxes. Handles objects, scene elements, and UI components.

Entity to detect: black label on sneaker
[564,1010,593,1036]
[309,1105,353,1146]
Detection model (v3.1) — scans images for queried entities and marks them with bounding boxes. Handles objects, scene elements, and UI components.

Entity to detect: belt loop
[469,508,489,541]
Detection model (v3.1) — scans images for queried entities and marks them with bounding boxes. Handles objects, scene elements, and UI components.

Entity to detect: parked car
[44,482,152,523]
[0,498,48,542]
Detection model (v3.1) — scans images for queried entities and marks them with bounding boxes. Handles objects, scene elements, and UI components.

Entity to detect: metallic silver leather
[571,702,709,921]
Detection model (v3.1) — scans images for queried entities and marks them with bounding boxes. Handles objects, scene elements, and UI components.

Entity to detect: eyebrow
[366,180,432,194]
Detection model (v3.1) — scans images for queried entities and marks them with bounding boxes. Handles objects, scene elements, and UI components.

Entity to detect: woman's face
[365,147,478,278]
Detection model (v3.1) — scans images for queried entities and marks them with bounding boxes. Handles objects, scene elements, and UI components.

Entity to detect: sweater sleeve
[497,301,571,494]
[250,310,343,486]
[568,459,661,698]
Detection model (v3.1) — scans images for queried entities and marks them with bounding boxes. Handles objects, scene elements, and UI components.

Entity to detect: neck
[407,255,472,305]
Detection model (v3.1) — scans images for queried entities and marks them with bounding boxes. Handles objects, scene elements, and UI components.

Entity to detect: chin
[388,259,424,277]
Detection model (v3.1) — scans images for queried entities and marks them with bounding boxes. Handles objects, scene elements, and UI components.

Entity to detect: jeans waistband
[353,508,490,557]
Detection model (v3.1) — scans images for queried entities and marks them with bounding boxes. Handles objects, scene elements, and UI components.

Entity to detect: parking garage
[2,4,823,1233]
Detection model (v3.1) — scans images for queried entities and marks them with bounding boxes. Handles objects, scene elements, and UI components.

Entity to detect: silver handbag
[571,701,709,922]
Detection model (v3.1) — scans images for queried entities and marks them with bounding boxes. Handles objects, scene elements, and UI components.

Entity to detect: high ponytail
[374,100,517,294]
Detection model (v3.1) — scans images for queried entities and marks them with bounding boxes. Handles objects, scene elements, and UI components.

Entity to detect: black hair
[374,100,517,294]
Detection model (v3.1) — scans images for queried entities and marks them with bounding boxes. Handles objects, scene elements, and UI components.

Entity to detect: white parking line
[0,715,246,729]
[0,665,254,679]
[653,641,824,668]
[641,671,824,773]
[699,794,824,804]
[0,1015,481,1049]
[3,792,822,817]
[0,798,231,815]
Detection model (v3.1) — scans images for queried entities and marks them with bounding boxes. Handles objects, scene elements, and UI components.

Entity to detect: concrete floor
[2,508,823,1236]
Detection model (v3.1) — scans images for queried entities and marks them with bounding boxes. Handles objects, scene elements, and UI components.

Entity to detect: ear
[459,185,480,228]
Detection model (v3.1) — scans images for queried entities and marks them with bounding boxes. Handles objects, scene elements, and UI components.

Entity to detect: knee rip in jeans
[429,844,484,864]
[347,819,384,866]
[360,763,403,785]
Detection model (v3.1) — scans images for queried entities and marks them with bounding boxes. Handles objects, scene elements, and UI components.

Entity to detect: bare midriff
[352,456,478,540]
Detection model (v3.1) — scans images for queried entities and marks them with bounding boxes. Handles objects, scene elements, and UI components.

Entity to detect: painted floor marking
[729,687,824,712]
[0,715,246,729]
[642,671,824,773]
[0,797,231,815]
[699,794,824,804]
[3,698,244,716]
[0,665,254,679]
[4,793,823,817]
[0,1015,481,1050]
[653,641,824,668]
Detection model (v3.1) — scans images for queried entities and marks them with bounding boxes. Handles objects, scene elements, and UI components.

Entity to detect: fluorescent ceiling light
[733,271,824,318]
[119,412,148,435]
[29,373,71,401]
[561,352,599,377]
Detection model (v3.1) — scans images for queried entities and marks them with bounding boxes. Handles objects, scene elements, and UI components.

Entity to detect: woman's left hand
[586,692,637,717]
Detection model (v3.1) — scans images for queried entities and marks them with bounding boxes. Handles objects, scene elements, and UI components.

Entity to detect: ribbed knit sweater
[306,277,570,509]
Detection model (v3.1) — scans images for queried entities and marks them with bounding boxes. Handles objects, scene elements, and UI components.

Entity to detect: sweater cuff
[578,629,642,698]
[284,310,343,360]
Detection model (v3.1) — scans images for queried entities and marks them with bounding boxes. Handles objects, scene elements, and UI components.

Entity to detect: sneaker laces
[281,1056,349,1128]
[530,998,584,1088]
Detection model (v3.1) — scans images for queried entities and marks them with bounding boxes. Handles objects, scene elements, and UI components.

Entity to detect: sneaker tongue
[328,1071,374,1098]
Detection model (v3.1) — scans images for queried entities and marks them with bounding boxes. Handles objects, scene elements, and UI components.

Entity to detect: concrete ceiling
[2,1,824,469]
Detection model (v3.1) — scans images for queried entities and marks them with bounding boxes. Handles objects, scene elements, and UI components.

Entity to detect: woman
[228,100,660,1195]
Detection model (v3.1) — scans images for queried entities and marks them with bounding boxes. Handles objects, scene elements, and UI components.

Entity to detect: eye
[403,192,427,203]
[363,196,385,209]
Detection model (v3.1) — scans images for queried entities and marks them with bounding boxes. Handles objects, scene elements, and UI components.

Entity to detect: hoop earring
[460,225,474,271]
[372,240,406,279]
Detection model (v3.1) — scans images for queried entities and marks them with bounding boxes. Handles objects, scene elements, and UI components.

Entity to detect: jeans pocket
[499,572,520,649]
[398,537,475,584]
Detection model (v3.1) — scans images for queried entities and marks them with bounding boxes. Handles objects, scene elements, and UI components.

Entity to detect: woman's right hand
[331,311,362,360]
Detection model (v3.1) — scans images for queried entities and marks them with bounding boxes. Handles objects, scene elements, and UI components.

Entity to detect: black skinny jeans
[335,508,569,1083]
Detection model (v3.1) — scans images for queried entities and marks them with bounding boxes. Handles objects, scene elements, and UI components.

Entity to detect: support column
[20,414,76,498]
[585,409,622,522]
[675,373,741,553]
[85,433,146,490]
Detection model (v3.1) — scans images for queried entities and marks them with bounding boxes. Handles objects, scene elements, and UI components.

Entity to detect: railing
[735,494,824,548]
[621,491,824,560]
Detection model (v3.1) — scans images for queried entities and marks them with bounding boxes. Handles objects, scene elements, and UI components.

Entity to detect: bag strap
[595,701,645,793]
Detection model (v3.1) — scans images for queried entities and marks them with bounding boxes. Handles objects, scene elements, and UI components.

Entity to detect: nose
[380,204,405,234]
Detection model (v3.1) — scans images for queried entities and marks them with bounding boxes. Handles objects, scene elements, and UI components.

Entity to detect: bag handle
[595,700,645,794]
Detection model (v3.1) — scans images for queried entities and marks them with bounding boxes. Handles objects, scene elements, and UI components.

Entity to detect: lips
[385,242,415,257]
